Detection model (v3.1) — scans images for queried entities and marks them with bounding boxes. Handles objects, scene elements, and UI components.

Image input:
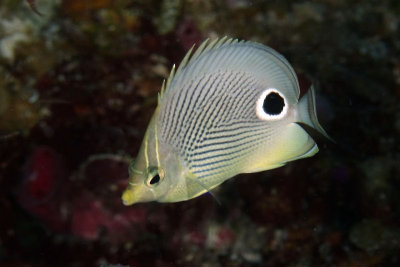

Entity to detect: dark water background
[0,0,399,266]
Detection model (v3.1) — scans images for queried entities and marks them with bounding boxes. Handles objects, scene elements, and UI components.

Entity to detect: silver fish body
[122,37,329,205]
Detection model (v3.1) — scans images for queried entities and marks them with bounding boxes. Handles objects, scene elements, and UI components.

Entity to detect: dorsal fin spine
[176,44,195,74]
[160,79,166,97]
[160,37,240,98]
[165,64,176,96]
[190,38,210,62]
[201,38,220,54]
[214,36,229,49]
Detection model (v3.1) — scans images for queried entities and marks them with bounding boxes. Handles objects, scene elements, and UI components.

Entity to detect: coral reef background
[0,0,399,266]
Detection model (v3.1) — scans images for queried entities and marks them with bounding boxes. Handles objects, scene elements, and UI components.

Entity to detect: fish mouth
[122,188,136,205]
[121,183,145,205]
[121,181,160,205]
[122,182,141,205]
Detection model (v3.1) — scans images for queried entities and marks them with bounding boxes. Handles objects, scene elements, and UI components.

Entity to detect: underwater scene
[1,0,400,266]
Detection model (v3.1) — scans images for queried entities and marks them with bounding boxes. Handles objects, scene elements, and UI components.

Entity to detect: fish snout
[122,186,137,206]
[122,182,158,205]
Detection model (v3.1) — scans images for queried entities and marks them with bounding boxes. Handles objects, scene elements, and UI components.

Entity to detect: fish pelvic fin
[185,175,221,205]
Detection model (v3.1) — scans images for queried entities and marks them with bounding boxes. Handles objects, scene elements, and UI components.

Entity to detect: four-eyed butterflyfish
[122,37,329,205]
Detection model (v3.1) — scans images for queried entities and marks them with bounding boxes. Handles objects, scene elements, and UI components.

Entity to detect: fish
[122,37,329,205]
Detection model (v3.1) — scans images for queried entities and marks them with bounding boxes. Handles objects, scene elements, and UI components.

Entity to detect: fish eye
[145,166,165,186]
[149,174,160,184]
[256,88,288,120]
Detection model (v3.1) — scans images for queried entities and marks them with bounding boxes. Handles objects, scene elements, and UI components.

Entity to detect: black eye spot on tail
[263,92,285,115]
[256,88,288,120]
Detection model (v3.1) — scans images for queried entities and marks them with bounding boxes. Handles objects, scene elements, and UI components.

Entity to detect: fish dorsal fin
[160,37,239,98]
[175,45,195,75]
[160,37,300,101]
[162,64,175,97]
[160,78,166,98]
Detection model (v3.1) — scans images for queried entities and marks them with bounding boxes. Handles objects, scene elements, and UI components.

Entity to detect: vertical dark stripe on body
[165,81,191,142]
[180,73,220,152]
[187,72,236,150]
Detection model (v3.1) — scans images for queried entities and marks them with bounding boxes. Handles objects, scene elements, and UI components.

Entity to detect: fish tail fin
[297,85,332,141]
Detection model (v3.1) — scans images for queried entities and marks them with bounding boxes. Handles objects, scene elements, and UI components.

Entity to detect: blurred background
[0,0,399,266]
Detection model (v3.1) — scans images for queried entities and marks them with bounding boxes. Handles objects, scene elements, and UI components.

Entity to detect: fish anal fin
[242,123,318,174]
[243,162,285,174]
